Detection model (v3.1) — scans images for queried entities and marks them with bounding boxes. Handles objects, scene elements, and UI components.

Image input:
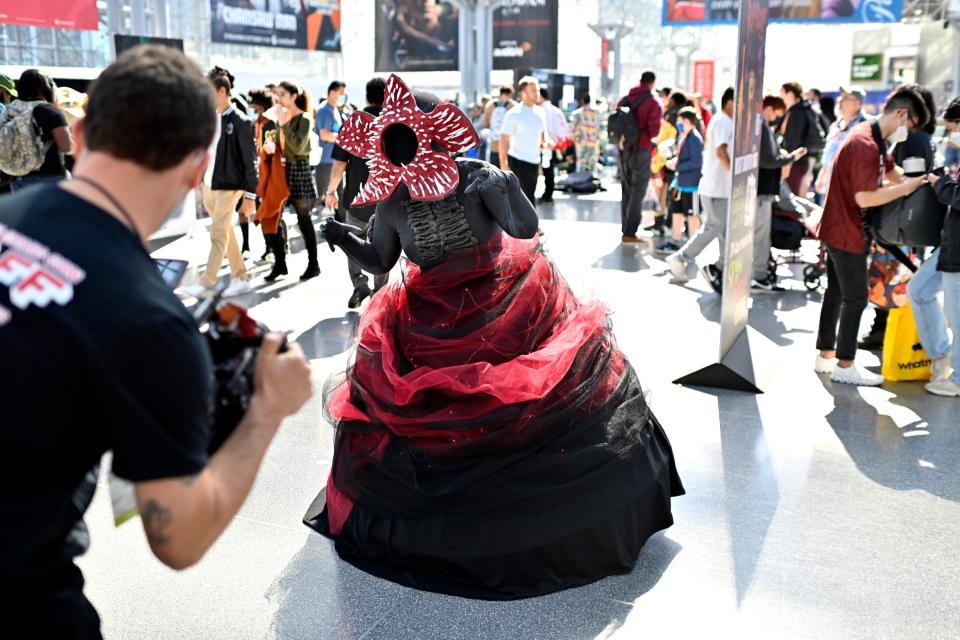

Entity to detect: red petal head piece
[336,74,481,207]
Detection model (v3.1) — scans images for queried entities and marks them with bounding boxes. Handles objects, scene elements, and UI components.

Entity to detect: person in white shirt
[666,87,735,285]
[537,87,571,203]
[499,76,554,206]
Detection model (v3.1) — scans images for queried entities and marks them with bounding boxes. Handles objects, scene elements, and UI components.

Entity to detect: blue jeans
[9,174,65,192]
[908,247,960,383]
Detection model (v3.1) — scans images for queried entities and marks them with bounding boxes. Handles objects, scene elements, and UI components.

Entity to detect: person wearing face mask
[906,96,960,396]
[814,86,929,386]
[857,85,937,352]
[660,106,703,254]
[315,80,346,221]
[0,45,314,640]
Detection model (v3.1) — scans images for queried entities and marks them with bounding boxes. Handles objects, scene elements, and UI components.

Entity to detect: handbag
[868,244,914,309]
[881,304,933,382]
[872,183,946,247]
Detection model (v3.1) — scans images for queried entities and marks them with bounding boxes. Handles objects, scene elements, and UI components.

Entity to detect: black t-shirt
[892,130,936,174]
[0,185,212,592]
[331,105,381,222]
[30,102,68,177]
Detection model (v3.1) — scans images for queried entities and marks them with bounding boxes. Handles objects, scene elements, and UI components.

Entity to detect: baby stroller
[769,182,826,291]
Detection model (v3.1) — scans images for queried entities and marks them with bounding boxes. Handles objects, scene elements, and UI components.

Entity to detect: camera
[191,282,284,453]
[155,259,281,454]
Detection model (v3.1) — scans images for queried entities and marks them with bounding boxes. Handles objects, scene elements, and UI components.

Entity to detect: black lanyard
[71,175,141,240]
[869,121,887,188]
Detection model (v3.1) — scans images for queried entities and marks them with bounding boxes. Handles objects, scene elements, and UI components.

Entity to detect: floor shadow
[820,376,960,503]
[691,287,817,348]
[692,388,779,607]
[592,244,651,273]
[266,532,681,640]
[745,290,816,347]
[297,312,361,359]
[538,199,621,224]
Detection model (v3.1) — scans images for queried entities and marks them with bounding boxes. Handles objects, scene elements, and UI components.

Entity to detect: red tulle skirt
[307,232,683,599]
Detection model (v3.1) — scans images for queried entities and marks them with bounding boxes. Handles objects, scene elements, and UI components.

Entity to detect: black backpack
[864,121,945,250]
[608,93,651,149]
[872,184,946,247]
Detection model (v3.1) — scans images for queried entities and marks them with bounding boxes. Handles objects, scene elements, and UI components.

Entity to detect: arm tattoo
[142,499,172,546]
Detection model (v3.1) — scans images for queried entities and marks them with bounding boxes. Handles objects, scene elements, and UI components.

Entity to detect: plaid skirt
[286,159,317,200]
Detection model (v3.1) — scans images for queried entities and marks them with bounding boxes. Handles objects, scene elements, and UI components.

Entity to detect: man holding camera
[0,46,313,639]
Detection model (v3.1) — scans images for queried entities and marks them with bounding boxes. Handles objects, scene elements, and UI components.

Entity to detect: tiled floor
[78,184,960,639]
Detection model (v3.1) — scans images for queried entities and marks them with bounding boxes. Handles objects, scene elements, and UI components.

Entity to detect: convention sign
[851,54,883,81]
[663,0,902,25]
[719,0,768,359]
[692,59,715,101]
[492,0,558,71]
[374,0,460,72]
[0,0,98,31]
[674,0,770,393]
[209,0,341,51]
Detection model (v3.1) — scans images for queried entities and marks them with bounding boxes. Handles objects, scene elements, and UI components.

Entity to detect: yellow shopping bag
[881,304,932,382]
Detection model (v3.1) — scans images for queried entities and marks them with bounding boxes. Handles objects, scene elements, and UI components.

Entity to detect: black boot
[239,221,250,254]
[858,307,888,351]
[264,234,288,282]
[259,228,273,262]
[297,213,320,280]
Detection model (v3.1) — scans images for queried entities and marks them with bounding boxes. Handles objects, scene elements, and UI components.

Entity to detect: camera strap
[72,175,141,241]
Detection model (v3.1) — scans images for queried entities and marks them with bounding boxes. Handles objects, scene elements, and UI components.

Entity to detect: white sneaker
[666,253,691,282]
[181,283,213,298]
[931,356,953,382]
[925,377,960,397]
[815,354,837,374]
[831,363,884,386]
[223,278,252,297]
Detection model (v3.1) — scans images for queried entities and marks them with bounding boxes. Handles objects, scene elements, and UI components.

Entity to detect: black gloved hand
[319,216,347,252]
[320,216,365,252]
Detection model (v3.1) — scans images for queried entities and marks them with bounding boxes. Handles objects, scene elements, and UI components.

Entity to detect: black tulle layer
[303,233,684,599]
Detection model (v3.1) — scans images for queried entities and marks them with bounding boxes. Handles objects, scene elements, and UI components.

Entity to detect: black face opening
[382,123,419,166]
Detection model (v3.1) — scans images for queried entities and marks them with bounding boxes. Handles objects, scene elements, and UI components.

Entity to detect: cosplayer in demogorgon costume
[303,75,684,600]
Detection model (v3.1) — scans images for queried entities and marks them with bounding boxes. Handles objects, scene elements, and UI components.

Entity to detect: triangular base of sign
[673,327,771,394]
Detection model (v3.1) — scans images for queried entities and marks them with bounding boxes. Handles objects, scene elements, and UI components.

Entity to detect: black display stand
[673,327,772,394]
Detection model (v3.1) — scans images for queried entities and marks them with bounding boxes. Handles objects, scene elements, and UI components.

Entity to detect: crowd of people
[3,65,957,398]
[4,38,960,640]
[606,70,958,395]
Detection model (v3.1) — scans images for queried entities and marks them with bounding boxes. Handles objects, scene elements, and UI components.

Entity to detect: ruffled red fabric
[325,232,626,534]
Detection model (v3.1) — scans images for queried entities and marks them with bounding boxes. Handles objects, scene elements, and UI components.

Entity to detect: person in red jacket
[618,70,663,243]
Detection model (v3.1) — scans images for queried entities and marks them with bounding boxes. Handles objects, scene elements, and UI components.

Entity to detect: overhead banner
[374,0,459,72]
[0,0,98,31]
[663,0,902,24]
[492,0,558,71]
[692,59,715,100]
[719,0,769,358]
[210,0,341,51]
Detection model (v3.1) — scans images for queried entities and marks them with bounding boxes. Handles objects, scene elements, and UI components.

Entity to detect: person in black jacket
[188,69,258,297]
[908,97,960,396]
[780,81,824,197]
[892,85,938,173]
[756,95,806,290]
